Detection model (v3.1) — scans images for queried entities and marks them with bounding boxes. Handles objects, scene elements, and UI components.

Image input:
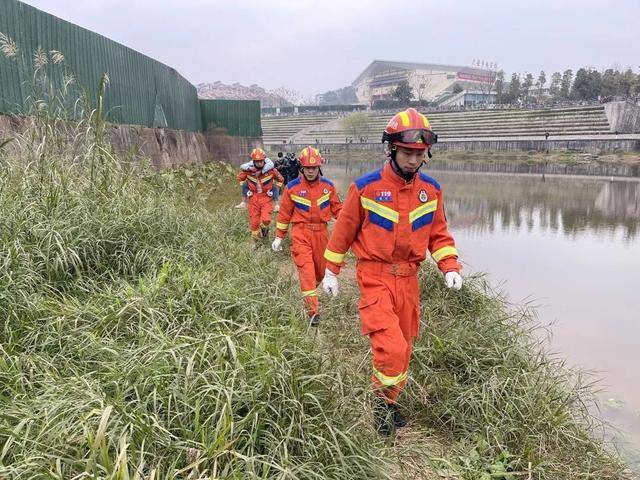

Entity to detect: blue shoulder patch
[319,177,334,187]
[419,172,441,190]
[355,169,382,190]
[286,177,301,189]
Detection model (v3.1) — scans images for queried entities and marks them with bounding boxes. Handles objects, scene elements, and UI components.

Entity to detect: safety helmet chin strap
[388,145,425,181]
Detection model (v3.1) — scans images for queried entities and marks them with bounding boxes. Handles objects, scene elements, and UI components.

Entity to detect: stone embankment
[0,115,260,167]
[262,103,640,153]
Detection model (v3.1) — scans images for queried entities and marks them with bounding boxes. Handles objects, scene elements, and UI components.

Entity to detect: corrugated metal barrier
[0,0,261,137]
[200,99,261,137]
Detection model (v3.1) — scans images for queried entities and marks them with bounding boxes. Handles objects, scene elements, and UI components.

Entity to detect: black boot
[309,313,320,327]
[373,397,394,437]
[261,226,269,238]
[391,404,407,428]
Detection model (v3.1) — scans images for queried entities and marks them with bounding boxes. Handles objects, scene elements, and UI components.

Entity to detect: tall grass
[0,33,632,479]
[0,148,390,479]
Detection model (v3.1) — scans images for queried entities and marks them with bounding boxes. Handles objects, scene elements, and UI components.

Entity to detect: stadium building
[352,60,497,107]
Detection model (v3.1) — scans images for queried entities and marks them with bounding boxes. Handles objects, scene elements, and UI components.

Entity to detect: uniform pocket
[358,295,387,335]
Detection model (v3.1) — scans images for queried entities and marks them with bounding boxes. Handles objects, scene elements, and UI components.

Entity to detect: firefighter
[235,156,278,210]
[272,146,342,326]
[237,147,284,245]
[321,108,463,436]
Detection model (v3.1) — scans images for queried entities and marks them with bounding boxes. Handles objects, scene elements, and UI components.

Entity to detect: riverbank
[318,149,640,178]
[0,126,633,478]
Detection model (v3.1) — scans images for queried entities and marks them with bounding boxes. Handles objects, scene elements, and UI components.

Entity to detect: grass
[0,121,633,478]
[0,34,633,479]
[0,143,391,478]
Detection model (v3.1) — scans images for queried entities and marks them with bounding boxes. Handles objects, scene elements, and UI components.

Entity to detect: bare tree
[477,62,499,102]
[342,112,370,140]
[413,73,433,105]
[269,87,303,106]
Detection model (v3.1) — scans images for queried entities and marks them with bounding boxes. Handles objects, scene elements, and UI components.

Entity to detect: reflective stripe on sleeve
[276,222,289,230]
[431,246,458,262]
[324,248,345,264]
[302,289,317,297]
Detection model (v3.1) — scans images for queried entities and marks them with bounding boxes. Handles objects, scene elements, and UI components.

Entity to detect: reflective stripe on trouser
[356,261,420,404]
[291,223,328,316]
[248,194,274,233]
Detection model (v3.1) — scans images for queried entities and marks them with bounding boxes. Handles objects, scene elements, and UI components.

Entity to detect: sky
[19,0,640,98]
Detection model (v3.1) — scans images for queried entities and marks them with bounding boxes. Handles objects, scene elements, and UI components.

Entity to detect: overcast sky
[20,0,640,97]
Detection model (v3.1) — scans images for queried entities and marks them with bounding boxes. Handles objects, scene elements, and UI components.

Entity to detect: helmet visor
[383,129,438,145]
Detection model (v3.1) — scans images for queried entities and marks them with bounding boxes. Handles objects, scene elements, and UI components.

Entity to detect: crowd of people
[236,108,463,436]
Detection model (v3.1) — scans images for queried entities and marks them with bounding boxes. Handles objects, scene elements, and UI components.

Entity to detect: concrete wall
[273,138,640,155]
[605,101,640,134]
[0,114,262,168]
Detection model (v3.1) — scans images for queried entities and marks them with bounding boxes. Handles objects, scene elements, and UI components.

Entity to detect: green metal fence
[0,0,261,137]
[200,99,261,137]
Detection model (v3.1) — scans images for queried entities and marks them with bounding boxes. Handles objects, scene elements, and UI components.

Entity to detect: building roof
[352,59,492,86]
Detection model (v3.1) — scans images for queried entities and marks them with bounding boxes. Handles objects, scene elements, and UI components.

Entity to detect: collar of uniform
[382,162,413,187]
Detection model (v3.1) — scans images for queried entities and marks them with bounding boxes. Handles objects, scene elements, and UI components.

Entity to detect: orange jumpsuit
[276,176,342,316]
[237,167,284,239]
[324,163,460,403]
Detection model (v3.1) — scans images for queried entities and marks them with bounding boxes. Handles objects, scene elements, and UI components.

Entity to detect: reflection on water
[324,162,640,467]
[328,162,640,241]
[442,173,640,241]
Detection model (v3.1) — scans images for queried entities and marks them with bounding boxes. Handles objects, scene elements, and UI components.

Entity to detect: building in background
[352,60,497,107]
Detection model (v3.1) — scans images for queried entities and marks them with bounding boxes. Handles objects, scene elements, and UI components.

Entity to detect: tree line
[494,67,640,105]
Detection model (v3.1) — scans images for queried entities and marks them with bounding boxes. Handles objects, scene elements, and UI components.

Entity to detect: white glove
[271,237,283,252]
[321,268,339,297]
[240,161,253,171]
[444,271,463,291]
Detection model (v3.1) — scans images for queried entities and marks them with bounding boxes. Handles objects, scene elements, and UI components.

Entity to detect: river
[322,160,640,466]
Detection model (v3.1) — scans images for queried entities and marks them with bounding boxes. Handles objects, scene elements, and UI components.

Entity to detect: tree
[560,69,573,99]
[341,112,370,140]
[536,70,546,101]
[549,72,562,98]
[521,73,534,102]
[601,69,618,97]
[269,87,303,106]
[413,73,432,105]
[495,70,506,103]
[508,73,521,104]
[393,80,413,105]
[571,68,602,100]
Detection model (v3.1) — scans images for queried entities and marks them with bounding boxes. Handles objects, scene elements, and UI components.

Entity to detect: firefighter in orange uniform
[272,147,342,326]
[321,108,463,436]
[237,147,284,244]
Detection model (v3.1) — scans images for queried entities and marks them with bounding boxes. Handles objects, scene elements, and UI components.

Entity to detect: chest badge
[375,189,393,202]
[418,190,428,203]
[323,188,329,194]
[298,190,307,197]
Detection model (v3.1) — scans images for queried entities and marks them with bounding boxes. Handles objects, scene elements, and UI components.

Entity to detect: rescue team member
[272,147,342,326]
[235,156,279,210]
[321,108,463,436]
[237,148,284,245]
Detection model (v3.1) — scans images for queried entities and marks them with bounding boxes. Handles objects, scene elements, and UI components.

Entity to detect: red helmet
[298,146,323,167]
[250,147,266,161]
[382,108,437,150]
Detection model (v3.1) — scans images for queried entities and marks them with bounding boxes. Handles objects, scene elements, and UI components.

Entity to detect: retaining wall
[0,114,261,168]
[271,138,640,155]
